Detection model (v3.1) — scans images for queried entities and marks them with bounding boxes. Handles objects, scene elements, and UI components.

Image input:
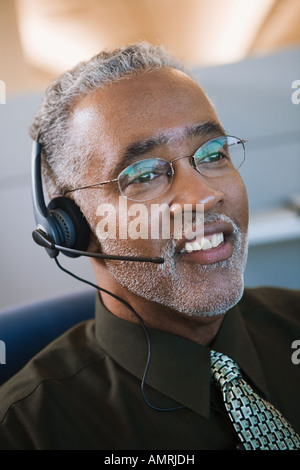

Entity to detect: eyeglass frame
[64,134,247,201]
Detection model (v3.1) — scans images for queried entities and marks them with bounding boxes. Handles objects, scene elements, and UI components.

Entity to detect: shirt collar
[95,293,269,418]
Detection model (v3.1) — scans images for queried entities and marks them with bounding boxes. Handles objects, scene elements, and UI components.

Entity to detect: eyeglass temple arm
[64,178,118,195]
[227,138,247,149]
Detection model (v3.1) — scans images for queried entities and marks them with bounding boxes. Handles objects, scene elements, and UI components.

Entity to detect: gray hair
[29,42,187,196]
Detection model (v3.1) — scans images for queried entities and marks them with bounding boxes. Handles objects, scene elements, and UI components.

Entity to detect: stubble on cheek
[75,174,249,318]
[96,212,248,318]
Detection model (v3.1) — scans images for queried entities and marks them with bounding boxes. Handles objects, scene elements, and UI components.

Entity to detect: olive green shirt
[0,287,299,450]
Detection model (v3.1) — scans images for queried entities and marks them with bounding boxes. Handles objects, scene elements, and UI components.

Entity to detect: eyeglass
[65,135,247,202]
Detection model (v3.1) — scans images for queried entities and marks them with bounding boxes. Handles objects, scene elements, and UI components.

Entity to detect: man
[0,42,299,450]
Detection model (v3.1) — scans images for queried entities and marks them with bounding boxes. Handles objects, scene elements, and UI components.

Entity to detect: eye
[194,138,230,167]
[121,158,171,187]
[131,171,158,184]
[199,151,226,163]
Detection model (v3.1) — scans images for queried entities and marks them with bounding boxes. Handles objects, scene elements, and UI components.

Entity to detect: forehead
[69,68,220,172]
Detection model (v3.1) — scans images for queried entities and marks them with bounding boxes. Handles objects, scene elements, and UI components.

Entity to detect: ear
[87,230,101,253]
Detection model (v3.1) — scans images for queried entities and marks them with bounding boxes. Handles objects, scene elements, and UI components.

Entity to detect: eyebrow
[187,121,225,140]
[114,121,225,176]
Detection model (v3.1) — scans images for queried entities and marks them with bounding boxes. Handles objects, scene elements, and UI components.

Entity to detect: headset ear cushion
[48,197,90,254]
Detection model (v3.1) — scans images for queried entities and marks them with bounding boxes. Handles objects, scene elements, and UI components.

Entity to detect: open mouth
[180,232,224,253]
[175,221,234,265]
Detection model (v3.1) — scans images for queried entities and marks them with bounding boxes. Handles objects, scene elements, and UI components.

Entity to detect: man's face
[71,68,249,317]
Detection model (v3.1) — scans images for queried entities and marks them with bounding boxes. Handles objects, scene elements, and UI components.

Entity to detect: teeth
[185,243,193,253]
[181,232,224,253]
[192,241,201,251]
[211,233,219,247]
[201,238,212,250]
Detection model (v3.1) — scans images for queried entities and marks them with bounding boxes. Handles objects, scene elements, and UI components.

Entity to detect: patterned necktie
[211,349,300,450]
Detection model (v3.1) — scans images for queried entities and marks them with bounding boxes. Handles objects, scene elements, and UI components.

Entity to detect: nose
[168,158,224,216]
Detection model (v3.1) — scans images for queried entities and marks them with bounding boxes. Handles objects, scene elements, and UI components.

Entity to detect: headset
[29,138,186,412]
[31,138,164,264]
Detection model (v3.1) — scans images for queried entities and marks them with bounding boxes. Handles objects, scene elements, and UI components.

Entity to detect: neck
[91,262,225,346]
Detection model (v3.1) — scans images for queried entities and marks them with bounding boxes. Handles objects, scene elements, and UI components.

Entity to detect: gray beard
[98,213,248,318]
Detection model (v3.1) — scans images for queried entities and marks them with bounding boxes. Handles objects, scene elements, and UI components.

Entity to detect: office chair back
[0,289,95,386]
